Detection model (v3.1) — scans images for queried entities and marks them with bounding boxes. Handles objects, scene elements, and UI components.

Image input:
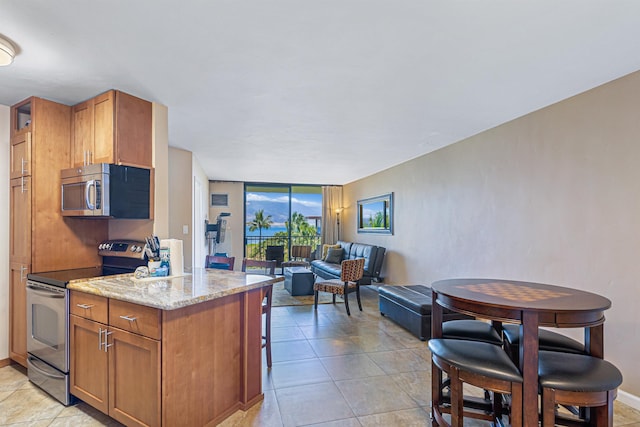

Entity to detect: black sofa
[310,241,385,285]
[378,284,472,340]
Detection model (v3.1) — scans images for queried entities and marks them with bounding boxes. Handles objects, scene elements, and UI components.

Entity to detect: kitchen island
[67,268,282,427]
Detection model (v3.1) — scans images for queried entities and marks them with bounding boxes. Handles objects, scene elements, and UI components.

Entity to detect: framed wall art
[357,193,393,235]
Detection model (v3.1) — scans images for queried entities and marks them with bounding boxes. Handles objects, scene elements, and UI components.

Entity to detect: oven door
[26,281,69,373]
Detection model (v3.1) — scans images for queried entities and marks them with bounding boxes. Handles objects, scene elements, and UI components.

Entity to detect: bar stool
[538,350,623,427]
[502,324,585,366]
[241,259,276,368]
[442,319,503,345]
[429,338,523,427]
[440,319,504,408]
[261,284,273,368]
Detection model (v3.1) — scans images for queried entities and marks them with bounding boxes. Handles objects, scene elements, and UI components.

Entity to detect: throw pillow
[322,244,341,259]
[324,247,344,264]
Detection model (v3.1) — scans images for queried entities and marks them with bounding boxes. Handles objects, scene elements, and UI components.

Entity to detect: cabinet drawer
[109,299,161,340]
[70,291,108,323]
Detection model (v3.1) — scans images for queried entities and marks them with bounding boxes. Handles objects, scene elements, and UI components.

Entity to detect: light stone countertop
[67,268,283,310]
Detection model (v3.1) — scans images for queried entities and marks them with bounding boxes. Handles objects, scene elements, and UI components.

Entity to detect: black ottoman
[379,285,472,341]
[284,267,315,296]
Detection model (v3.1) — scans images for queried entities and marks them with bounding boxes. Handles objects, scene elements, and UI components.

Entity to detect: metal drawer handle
[76,303,95,309]
[119,315,138,322]
[103,330,113,352]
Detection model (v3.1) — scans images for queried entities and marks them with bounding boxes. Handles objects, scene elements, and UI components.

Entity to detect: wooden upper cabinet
[71,90,152,169]
[10,98,32,137]
[93,92,115,164]
[72,99,95,167]
[10,132,32,179]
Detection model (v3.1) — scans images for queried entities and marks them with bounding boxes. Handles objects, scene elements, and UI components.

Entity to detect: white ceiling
[2,1,640,185]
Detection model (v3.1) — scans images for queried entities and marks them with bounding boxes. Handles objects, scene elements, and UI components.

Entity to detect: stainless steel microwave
[61,163,150,218]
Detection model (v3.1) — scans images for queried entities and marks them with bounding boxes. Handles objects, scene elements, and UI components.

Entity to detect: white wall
[0,105,9,361]
[192,157,209,270]
[343,70,640,399]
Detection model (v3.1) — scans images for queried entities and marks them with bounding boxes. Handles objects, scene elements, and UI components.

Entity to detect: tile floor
[1,286,639,426]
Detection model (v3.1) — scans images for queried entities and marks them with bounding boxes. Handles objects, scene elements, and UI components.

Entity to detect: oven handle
[27,356,65,380]
[26,285,65,298]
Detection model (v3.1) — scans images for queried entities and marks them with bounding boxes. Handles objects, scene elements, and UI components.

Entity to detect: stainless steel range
[26,240,148,405]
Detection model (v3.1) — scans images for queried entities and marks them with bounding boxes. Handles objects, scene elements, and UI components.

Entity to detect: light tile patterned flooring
[1,286,640,426]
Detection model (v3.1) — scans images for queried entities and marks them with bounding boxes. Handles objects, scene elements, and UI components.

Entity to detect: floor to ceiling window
[244,184,322,261]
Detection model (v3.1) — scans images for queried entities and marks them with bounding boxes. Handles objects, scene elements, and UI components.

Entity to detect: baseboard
[0,358,12,368]
[618,389,640,411]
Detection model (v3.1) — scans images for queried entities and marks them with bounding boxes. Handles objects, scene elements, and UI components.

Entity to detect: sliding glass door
[244,184,322,261]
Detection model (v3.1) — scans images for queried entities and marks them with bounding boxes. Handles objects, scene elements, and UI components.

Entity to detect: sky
[245,190,322,229]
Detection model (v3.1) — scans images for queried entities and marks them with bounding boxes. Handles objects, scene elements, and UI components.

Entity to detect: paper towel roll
[160,239,184,276]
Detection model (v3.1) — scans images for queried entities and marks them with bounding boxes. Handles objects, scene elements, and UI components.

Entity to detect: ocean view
[245,225,288,237]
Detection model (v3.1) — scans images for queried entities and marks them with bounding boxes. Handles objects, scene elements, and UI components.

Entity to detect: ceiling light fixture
[0,36,16,66]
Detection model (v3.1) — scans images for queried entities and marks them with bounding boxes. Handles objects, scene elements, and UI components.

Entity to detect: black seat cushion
[378,285,434,315]
[502,324,585,354]
[538,351,623,392]
[442,320,503,345]
[428,338,523,383]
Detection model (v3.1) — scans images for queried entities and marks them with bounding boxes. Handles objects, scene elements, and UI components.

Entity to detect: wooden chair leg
[332,293,336,304]
[542,387,556,427]
[314,290,319,310]
[591,389,615,427]
[450,366,464,427]
[510,383,522,426]
[344,289,351,316]
[265,310,272,368]
[356,284,362,311]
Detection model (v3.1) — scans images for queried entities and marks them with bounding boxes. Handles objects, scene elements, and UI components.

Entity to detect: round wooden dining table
[430,278,612,427]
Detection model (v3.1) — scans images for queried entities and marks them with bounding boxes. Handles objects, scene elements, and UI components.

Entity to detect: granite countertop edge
[67,268,284,310]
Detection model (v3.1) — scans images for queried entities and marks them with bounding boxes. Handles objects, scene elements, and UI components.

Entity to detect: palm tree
[247,209,273,257]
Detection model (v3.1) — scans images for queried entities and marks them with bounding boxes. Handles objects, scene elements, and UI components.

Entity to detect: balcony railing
[244,235,322,261]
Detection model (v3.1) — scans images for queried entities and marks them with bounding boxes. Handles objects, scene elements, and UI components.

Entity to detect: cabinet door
[70,315,109,415]
[93,91,115,164]
[9,262,28,367]
[113,91,152,168]
[10,132,32,179]
[72,100,94,167]
[108,328,161,427]
[10,177,31,264]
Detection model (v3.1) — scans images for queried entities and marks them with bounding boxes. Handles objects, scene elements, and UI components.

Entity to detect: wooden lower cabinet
[70,287,264,426]
[109,329,161,426]
[9,262,28,367]
[69,315,108,413]
[70,313,160,427]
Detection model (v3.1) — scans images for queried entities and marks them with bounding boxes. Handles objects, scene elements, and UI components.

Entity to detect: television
[215,218,226,244]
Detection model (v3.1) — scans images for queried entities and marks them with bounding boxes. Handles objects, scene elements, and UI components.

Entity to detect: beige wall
[168,147,193,268]
[208,181,244,270]
[344,70,640,400]
[0,105,9,360]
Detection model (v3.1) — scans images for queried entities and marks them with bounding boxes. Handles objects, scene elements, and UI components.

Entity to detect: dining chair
[205,255,235,270]
[313,258,365,316]
[241,259,276,368]
[281,245,313,269]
